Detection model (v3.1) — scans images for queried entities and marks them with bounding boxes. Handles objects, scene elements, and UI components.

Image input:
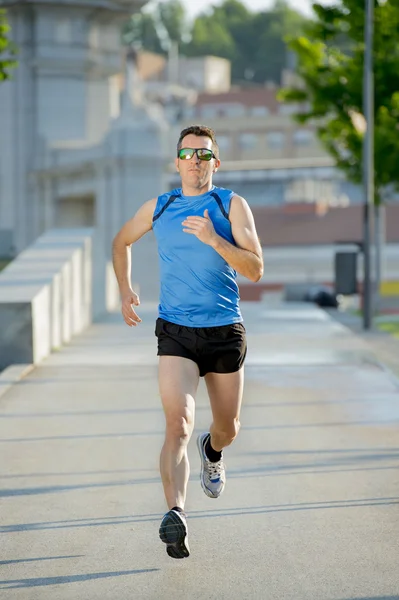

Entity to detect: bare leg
[204,368,244,452]
[158,356,199,510]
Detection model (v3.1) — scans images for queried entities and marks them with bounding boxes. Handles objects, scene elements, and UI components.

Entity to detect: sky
[176,0,336,20]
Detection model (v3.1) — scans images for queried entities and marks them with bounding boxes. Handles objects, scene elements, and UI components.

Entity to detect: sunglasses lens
[179,148,194,160]
[197,149,213,161]
[178,148,214,161]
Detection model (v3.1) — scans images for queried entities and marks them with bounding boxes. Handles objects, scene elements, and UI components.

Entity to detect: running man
[112,125,263,559]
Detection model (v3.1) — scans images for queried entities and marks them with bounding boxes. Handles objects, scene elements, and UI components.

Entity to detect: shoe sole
[196,434,221,499]
[159,511,190,559]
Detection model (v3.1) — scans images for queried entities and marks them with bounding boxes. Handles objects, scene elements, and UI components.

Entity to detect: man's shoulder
[158,188,182,203]
[214,188,247,205]
[212,186,235,198]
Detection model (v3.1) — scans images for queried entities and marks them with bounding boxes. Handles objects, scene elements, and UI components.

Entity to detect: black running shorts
[155,318,247,377]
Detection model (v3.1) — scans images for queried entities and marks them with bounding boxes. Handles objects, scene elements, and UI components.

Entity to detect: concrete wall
[0,228,118,370]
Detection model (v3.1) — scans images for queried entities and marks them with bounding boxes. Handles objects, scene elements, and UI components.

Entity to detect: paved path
[1,303,399,600]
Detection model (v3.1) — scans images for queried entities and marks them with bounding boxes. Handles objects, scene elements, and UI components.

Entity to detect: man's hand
[121,290,142,327]
[182,209,219,246]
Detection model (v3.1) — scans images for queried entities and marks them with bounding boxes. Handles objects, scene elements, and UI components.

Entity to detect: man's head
[175,125,221,191]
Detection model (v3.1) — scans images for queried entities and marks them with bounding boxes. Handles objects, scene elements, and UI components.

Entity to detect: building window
[266,131,285,149]
[293,129,313,146]
[216,135,230,152]
[89,25,99,49]
[250,106,269,117]
[55,19,72,44]
[223,104,246,117]
[239,133,258,150]
[103,25,118,50]
[201,105,219,118]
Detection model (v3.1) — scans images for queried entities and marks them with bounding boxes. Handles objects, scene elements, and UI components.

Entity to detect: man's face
[175,134,220,189]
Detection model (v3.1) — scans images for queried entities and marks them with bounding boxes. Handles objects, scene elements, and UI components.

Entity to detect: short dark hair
[177,124,220,159]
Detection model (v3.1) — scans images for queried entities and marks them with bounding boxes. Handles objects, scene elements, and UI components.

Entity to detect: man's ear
[213,158,221,173]
[175,157,179,172]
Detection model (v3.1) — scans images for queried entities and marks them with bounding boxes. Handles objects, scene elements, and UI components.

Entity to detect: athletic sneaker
[159,509,190,559]
[196,432,226,499]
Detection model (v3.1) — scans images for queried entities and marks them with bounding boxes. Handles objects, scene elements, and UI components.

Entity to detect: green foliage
[377,319,399,340]
[278,0,399,201]
[122,0,188,53]
[185,0,308,83]
[122,0,308,85]
[158,0,187,43]
[0,9,18,81]
[122,12,163,53]
[182,15,236,62]
[247,2,307,84]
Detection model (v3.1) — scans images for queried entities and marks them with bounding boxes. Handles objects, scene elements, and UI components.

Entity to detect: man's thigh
[204,368,244,425]
[158,355,200,422]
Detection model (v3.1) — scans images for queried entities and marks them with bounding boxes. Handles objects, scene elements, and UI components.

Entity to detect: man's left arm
[182,195,263,282]
[212,195,263,282]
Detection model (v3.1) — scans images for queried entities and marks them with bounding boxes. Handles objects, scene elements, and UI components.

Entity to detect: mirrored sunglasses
[178,148,216,161]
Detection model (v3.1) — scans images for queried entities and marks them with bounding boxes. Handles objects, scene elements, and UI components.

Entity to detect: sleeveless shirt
[151,185,243,327]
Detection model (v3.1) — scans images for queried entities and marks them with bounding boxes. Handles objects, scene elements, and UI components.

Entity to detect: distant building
[171,86,361,208]
[2,3,396,310]
[133,51,231,94]
[0,0,169,271]
[183,87,324,162]
[176,56,231,93]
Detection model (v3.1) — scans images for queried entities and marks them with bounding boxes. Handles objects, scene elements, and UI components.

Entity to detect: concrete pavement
[1,302,399,599]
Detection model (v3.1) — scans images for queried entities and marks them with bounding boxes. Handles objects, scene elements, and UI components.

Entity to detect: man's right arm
[112,198,156,326]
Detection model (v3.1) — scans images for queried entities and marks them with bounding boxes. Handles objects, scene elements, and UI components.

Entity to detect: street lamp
[362,0,374,330]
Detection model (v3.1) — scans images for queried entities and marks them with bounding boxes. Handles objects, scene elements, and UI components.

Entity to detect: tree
[122,0,188,53]
[182,13,236,63]
[122,0,308,85]
[0,9,17,81]
[246,1,307,84]
[158,0,187,44]
[185,0,307,84]
[278,0,399,203]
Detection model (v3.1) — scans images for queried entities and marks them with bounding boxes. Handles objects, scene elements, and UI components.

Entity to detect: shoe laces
[206,458,224,481]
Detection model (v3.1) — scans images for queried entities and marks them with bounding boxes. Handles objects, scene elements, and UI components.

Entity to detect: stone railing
[0,228,118,370]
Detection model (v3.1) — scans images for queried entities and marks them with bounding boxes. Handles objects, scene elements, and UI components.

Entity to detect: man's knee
[213,417,240,447]
[165,404,194,443]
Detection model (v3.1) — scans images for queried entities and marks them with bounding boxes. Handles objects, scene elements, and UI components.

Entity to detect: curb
[0,364,35,400]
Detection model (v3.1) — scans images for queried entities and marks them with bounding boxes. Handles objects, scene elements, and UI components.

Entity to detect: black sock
[171,506,185,515]
[204,435,222,462]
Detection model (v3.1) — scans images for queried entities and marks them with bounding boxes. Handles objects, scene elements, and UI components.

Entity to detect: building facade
[0,0,170,263]
[2,3,390,307]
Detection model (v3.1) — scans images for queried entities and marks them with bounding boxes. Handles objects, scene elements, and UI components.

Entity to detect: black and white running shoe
[197,432,226,499]
[159,509,190,559]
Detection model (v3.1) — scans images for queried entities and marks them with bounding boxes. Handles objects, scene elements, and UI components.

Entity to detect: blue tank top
[152,186,243,327]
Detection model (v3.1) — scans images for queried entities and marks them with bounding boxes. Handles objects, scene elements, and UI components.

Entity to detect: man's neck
[181,182,214,197]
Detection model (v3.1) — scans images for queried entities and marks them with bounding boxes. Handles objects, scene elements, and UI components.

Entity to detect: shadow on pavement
[1,415,399,445]
[0,476,161,498]
[0,555,84,566]
[3,395,398,418]
[1,496,398,533]
[1,447,399,498]
[0,569,159,589]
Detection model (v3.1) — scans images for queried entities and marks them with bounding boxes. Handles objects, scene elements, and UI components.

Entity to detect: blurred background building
[0,0,166,262]
[0,0,398,307]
